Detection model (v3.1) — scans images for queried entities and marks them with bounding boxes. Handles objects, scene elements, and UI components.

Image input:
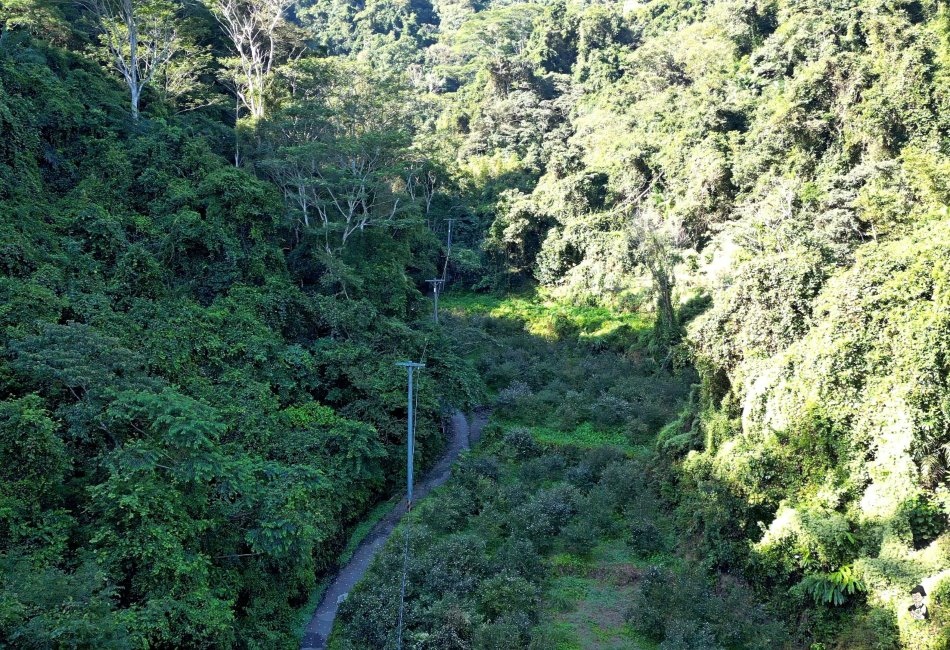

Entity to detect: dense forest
[2,0,950,647]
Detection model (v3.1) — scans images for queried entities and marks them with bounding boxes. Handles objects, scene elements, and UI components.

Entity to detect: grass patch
[489,416,651,456]
[549,552,597,577]
[533,620,585,649]
[532,423,632,452]
[546,576,591,612]
[541,579,654,650]
[536,541,682,649]
[441,290,651,348]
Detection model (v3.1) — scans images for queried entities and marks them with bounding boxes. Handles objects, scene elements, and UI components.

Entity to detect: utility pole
[395,361,425,510]
[426,279,444,324]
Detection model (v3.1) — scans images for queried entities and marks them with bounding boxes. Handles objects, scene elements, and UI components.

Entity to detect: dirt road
[300,409,489,649]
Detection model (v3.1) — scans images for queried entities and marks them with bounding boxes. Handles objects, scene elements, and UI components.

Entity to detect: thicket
[334,439,784,649]
[363,0,950,644]
[0,28,479,648]
[6,0,950,644]
[442,292,692,445]
[330,296,790,648]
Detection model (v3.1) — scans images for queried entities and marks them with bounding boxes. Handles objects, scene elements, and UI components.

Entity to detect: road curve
[300,409,489,650]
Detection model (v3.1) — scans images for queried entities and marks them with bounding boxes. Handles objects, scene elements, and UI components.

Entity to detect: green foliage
[0,29,477,647]
[259,58,421,257]
[442,290,692,455]
[8,0,950,644]
[333,443,664,647]
[795,565,866,607]
[333,293,784,649]
[626,566,788,649]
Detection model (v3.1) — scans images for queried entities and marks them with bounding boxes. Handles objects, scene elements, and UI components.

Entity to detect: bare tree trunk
[84,0,178,121]
[234,94,241,167]
[207,0,291,121]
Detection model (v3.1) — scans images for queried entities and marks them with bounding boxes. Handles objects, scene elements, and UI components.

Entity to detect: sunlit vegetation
[4,0,950,645]
[332,295,781,648]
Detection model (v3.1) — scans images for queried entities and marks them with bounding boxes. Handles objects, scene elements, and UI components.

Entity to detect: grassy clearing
[530,423,641,454]
[538,543,671,650]
[485,416,652,456]
[441,290,652,346]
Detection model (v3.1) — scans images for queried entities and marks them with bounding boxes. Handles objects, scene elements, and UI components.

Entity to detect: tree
[83,0,180,119]
[258,59,416,253]
[1,0,73,45]
[205,0,292,121]
[451,4,545,63]
[629,209,681,345]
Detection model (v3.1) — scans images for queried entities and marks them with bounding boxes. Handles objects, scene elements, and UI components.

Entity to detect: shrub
[561,518,600,555]
[519,453,567,484]
[582,446,628,478]
[904,496,948,550]
[580,485,623,533]
[501,427,540,461]
[473,620,526,650]
[628,516,664,555]
[493,536,543,580]
[456,455,501,488]
[626,566,788,648]
[553,390,588,429]
[421,486,476,534]
[660,618,723,650]
[600,460,648,503]
[589,393,634,428]
[794,565,866,607]
[421,533,489,596]
[424,599,474,650]
[496,380,534,408]
[475,575,540,621]
[511,484,579,549]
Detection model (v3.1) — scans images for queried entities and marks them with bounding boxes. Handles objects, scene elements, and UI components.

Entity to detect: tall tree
[258,59,416,253]
[205,0,291,121]
[630,209,681,345]
[83,0,180,119]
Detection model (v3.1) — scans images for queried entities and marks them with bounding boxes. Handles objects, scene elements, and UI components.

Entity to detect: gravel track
[300,409,489,649]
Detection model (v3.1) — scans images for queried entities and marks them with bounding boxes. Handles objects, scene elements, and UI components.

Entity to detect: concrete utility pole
[426,279,444,324]
[395,361,425,509]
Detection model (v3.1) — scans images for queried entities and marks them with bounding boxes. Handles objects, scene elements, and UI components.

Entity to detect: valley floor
[323,292,770,649]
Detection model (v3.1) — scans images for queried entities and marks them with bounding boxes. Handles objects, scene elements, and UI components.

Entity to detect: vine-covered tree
[629,209,681,345]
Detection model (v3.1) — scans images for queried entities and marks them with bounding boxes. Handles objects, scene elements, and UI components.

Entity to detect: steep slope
[0,34,477,647]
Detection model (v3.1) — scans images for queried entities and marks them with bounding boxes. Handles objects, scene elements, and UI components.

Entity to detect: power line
[394,358,425,650]
[395,517,411,650]
[395,361,425,507]
[442,218,456,284]
[393,326,434,648]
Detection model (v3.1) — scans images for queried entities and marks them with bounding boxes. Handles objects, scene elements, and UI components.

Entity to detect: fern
[799,565,866,607]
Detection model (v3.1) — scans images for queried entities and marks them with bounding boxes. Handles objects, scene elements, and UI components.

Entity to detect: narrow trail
[300,409,489,650]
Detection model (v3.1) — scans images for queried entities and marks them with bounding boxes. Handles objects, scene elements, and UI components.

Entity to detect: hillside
[2,0,950,647]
